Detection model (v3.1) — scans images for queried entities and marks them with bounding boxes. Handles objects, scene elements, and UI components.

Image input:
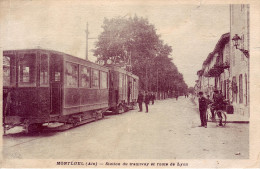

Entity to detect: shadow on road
[3,128,58,138]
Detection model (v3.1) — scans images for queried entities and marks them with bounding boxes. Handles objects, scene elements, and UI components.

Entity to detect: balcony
[204,62,229,77]
[197,69,204,76]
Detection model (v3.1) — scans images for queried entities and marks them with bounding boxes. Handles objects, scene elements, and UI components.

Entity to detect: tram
[108,65,139,113]
[3,49,139,132]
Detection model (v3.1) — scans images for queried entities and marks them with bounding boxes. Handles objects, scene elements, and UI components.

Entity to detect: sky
[0,1,230,87]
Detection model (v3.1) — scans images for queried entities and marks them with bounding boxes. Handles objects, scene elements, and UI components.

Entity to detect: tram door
[50,54,62,115]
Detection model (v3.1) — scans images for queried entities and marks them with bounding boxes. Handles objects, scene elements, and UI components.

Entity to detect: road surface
[2,97,249,159]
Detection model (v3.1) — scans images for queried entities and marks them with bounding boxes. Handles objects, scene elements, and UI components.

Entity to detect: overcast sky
[0,1,230,87]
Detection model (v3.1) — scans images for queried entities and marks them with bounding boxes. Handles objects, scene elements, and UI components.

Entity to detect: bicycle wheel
[221,111,227,126]
[215,110,227,127]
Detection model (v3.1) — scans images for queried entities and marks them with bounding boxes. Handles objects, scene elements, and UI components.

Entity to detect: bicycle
[207,103,227,127]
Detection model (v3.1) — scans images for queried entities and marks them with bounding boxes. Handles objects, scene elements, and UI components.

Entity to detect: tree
[94,16,159,65]
[93,15,188,97]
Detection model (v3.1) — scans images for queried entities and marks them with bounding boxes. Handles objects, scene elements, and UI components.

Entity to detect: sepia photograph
[0,0,259,168]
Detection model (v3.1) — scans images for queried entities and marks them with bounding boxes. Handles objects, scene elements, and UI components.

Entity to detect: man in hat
[212,90,224,126]
[144,91,150,113]
[137,91,144,112]
[151,92,155,105]
[198,91,208,128]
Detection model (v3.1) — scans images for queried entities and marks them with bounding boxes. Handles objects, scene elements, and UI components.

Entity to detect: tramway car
[108,65,139,113]
[3,49,139,133]
[3,49,109,132]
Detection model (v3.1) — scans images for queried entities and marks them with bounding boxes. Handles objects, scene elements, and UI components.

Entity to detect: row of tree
[93,15,188,97]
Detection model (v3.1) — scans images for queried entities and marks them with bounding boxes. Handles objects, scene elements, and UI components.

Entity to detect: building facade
[196,4,249,117]
[230,4,250,117]
[197,33,230,99]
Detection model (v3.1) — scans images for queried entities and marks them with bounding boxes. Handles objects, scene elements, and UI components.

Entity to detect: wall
[230,4,249,117]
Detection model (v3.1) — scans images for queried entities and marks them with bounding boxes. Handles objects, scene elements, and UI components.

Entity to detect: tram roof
[3,48,108,71]
[3,49,139,78]
[105,65,139,79]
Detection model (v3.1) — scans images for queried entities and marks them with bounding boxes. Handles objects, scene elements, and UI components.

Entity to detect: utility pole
[85,22,89,60]
[85,22,98,61]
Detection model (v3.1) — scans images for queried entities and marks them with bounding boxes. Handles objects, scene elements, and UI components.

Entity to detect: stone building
[196,4,249,118]
[198,33,230,99]
[230,4,250,117]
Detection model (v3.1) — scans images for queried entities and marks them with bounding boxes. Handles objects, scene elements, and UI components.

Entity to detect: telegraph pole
[85,22,98,61]
[85,22,89,60]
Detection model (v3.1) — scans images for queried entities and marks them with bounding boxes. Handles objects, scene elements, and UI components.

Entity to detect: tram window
[80,66,90,88]
[3,55,16,87]
[65,62,78,87]
[100,71,108,89]
[18,53,36,87]
[55,72,61,81]
[50,54,62,82]
[92,69,99,88]
[40,54,49,86]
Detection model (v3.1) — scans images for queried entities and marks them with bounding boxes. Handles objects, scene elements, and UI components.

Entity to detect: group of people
[137,91,156,113]
[198,90,225,128]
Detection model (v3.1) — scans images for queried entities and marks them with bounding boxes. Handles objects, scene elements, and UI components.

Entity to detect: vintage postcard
[0,0,260,168]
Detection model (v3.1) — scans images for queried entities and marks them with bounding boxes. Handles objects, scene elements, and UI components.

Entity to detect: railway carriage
[3,49,109,132]
[108,65,139,113]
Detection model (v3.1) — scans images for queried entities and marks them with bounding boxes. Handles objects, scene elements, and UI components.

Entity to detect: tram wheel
[123,105,129,112]
[117,105,124,114]
[27,123,43,133]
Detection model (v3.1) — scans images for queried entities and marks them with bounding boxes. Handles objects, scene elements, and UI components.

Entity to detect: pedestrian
[148,92,151,105]
[212,90,224,126]
[144,92,150,113]
[198,91,208,128]
[151,92,155,105]
[137,91,144,112]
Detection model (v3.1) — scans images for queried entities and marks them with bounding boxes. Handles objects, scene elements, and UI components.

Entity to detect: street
[3,97,249,159]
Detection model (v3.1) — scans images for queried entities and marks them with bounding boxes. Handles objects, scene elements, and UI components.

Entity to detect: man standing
[144,92,150,113]
[137,91,144,112]
[151,92,155,105]
[213,90,224,126]
[211,90,218,119]
[198,91,208,128]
